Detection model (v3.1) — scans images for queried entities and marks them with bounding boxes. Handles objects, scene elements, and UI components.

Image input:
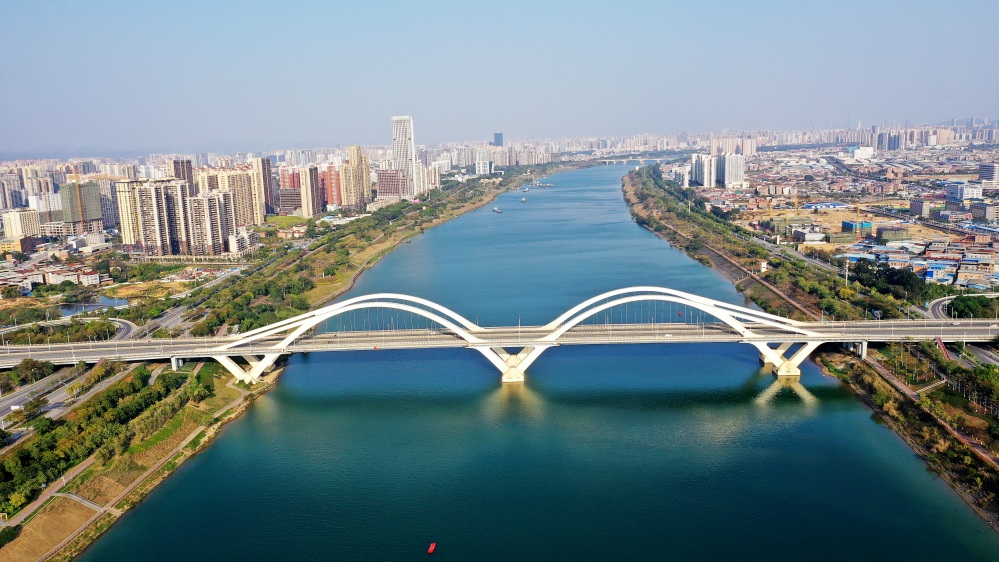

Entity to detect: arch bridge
[188,286,958,383]
[4,287,992,384]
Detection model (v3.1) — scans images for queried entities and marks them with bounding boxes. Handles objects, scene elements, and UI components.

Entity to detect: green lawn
[126,415,185,455]
[265,215,307,228]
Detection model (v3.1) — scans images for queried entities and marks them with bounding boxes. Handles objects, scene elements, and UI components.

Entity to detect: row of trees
[0,359,56,392]
[3,318,118,345]
[0,366,190,515]
[948,295,999,320]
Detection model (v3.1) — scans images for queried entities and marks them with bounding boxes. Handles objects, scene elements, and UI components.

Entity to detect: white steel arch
[544,286,805,332]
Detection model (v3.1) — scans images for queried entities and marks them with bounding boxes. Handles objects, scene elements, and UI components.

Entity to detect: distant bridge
[1,287,995,383]
[598,158,669,165]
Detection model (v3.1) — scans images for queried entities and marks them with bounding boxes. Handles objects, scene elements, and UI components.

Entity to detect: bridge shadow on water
[274,343,855,419]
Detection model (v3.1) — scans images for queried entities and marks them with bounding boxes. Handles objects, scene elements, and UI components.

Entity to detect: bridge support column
[858,340,868,360]
[473,345,554,383]
[750,341,822,378]
[212,353,282,384]
[170,357,183,370]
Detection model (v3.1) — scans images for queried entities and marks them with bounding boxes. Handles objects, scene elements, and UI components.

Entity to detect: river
[80,165,999,560]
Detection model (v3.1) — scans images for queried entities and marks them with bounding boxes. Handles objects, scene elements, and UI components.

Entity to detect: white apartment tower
[691,154,717,188]
[717,153,746,188]
[392,115,419,198]
[189,191,235,256]
[2,209,41,238]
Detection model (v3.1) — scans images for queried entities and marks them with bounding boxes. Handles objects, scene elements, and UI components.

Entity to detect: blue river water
[80,165,999,560]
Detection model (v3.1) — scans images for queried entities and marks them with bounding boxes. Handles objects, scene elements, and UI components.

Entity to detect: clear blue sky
[1,0,996,156]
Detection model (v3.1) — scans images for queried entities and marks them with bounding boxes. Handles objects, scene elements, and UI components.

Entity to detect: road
[0,317,137,340]
[927,293,999,321]
[737,233,842,275]
[0,318,997,369]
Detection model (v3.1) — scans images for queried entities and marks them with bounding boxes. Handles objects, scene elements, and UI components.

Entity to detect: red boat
[428,542,437,554]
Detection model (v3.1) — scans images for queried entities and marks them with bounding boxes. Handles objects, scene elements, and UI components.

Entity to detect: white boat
[493,207,502,213]
[521,198,527,203]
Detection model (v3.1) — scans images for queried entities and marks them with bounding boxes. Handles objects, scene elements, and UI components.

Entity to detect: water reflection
[754,376,818,406]
[481,382,546,422]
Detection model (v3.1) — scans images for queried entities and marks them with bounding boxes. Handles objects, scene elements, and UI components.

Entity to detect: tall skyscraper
[491,132,504,147]
[251,157,274,215]
[392,115,417,198]
[340,146,371,210]
[299,166,324,218]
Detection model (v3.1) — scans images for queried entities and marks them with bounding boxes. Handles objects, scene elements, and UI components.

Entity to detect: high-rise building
[980,163,999,182]
[59,182,104,234]
[0,172,21,210]
[278,189,302,215]
[491,132,504,147]
[392,115,418,198]
[115,179,190,255]
[195,169,219,193]
[216,169,262,227]
[717,153,746,188]
[375,169,405,199]
[320,165,340,208]
[171,159,194,193]
[2,209,41,238]
[188,191,235,256]
[299,166,324,217]
[690,154,717,187]
[251,157,274,215]
[340,146,371,210]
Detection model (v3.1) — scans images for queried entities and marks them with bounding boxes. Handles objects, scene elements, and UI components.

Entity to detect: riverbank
[621,167,999,530]
[1,162,591,559]
[0,363,281,561]
[311,163,585,308]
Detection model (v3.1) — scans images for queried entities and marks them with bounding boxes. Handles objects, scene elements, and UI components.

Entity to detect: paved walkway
[865,356,999,471]
[53,492,102,512]
[1,458,95,528]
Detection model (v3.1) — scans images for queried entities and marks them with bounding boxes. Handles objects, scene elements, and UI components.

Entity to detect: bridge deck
[0,319,993,369]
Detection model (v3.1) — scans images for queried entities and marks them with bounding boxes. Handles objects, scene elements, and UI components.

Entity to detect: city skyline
[1,0,996,157]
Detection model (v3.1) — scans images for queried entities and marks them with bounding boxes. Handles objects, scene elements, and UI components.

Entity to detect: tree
[14,359,53,384]
[1,286,20,299]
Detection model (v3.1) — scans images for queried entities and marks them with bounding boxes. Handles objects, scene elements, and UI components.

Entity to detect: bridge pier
[474,345,553,383]
[751,341,822,378]
[212,353,282,383]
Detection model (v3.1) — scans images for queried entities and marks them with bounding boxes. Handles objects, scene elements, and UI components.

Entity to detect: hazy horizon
[2,0,997,157]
